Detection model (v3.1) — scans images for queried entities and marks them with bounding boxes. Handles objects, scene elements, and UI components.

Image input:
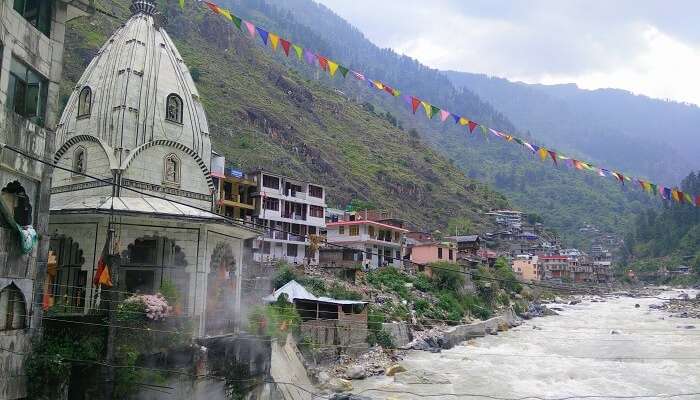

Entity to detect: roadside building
[445,234,481,255]
[325,217,408,269]
[249,170,327,265]
[0,1,92,398]
[264,280,368,357]
[408,241,456,273]
[214,167,257,221]
[512,255,541,281]
[540,255,570,281]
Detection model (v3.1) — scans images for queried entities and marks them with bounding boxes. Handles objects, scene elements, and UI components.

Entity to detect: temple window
[165,93,183,123]
[163,153,181,185]
[73,146,86,175]
[0,284,26,331]
[77,86,92,117]
[0,181,32,227]
[8,57,48,126]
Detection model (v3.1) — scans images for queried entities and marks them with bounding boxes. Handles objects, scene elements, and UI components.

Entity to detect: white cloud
[316,0,700,105]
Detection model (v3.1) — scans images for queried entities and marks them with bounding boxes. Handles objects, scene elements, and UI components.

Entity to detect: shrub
[326,282,363,300]
[273,265,297,289]
[437,292,464,324]
[299,277,326,296]
[414,274,434,292]
[493,257,522,293]
[116,294,171,322]
[373,328,395,349]
[430,262,465,292]
[367,267,412,298]
[247,297,301,341]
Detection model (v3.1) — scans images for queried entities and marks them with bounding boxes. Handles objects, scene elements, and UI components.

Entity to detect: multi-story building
[0,1,92,398]
[325,213,408,269]
[214,167,256,220]
[540,255,570,281]
[249,170,326,264]
[512,255,541,281]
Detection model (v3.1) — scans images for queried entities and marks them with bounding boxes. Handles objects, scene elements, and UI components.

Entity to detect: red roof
[326,220,409,232]
[540,256,568,261]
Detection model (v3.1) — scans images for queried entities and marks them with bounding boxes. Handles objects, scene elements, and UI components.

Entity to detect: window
[368,226,375,237]
[287,244,298,257]
[262,175,280,190]
[262,241,271,254]
[13,0,51,36]
[309,205,324,218]
[308,184,323,198]
[77,86,92,117]
[8,57,48,125]
[165,93,183,123]
[438,247,443,259]
[449,249,454,261]
[394,232,400,242]
[396,250,401,260]
[338,226,345,235]
[1,181,32,227]
[73,146,86,175]
[349,225,359,236]
[129,238,158,265]
[0,284,26,331]
[163,154,181,185]
[308,226,317,235]
[263,197,279,211]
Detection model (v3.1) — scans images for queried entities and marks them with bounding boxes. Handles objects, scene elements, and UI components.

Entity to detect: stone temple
[46,0,258,336]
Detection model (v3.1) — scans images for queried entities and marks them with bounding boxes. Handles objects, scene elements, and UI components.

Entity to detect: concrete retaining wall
[382,322,412,348]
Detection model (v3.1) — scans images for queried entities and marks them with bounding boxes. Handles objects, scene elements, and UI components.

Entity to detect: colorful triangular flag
[269,33,279,50]
[420,101,433,118]
[430,105,441,119]
[317,55,329,71]
[538,148,548,161]
[452,114,461,124]
[467,121,478,133]
[232,14,242,30]
[548,151,558,166]
[338,65,349,77]
[244,21,256,37]
[411,97,421,114]
[292,44,303,60]
[280,38,291,56]
[256,27,269,45]
[328,60,338,77]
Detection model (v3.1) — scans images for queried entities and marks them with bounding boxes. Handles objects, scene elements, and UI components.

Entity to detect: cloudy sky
[316,0,700,106]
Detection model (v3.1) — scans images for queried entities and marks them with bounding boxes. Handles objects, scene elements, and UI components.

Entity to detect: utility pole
[103,172,121,399]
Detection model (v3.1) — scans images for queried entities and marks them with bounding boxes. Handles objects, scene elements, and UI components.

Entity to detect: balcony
[282,213,307,221]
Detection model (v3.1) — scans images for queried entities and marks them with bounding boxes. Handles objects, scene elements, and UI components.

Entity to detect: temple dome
[52,0,214,209]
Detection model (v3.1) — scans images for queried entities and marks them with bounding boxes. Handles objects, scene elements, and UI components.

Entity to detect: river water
[352,289,700,400]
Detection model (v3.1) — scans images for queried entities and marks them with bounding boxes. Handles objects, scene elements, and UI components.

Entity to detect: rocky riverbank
[649,290,700,319]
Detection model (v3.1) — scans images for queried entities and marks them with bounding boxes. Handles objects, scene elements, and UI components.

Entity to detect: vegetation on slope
[621,171,700,283]
[61,0,508,230]
[212,0,655,246]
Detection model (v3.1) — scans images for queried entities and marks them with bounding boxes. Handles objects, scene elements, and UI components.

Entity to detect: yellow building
[215,170,257,220]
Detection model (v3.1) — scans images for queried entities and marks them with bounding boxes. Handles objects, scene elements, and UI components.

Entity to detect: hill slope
[61,0,507,229]
[443,71,699,184]
[622,171,700,282]
[209,0,654,246]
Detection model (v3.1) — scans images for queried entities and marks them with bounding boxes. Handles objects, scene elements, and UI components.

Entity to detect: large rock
[329,394,371,400]
[394,369,450,384]
[383,322,413,348]
[345,365,366,380]
[385,364,407,376]
[326,378,353,393]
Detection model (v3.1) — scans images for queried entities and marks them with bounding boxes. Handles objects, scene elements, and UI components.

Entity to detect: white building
[250,170,327,264]
[0,1,92,398]
[325,219,408,269]
[46,0,258,339]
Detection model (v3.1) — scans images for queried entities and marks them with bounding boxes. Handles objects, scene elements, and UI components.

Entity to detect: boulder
[345,365,366,380]
[385,364,407,376]
[326,378,353,393]
[569,299,581,305]
[542,307,559,316]
[610,329,622,335]
[497,321,510,332]
[394,369,450,385]
[329,394,371,400]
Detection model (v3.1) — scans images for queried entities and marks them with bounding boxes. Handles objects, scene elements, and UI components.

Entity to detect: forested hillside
[210,0,653,246]
[444,71,700,184]
[60,0,508,229]
[622,171,700,281]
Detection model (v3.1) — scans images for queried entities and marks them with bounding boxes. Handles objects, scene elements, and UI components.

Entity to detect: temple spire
[130,0,157,16]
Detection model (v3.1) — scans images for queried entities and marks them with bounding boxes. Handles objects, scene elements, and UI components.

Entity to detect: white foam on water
[352,289,700,399]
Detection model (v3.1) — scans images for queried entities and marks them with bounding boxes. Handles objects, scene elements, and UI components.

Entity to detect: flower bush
[117,293,172,322]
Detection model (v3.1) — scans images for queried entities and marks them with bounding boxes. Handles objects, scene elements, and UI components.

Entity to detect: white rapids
[351,289,700,400]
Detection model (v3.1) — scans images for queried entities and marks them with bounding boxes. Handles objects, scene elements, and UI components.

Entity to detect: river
[351,289,700,400]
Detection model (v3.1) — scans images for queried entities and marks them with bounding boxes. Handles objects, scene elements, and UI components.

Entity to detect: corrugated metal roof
[264,280,367,305]
[51,196,226,220]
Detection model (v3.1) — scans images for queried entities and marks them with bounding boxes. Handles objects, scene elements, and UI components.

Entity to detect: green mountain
[206,0,653,246]
[443,71,699,184]
[60,0,507,230]
[622,171,700,282]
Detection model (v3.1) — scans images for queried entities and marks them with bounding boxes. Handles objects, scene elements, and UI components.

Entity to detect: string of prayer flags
[197,0,699,207]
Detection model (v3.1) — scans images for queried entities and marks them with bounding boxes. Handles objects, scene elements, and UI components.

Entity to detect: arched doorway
[119,236,188,301]
[0,283,26,331]
[46,235,86,313]
[206,242,237,335]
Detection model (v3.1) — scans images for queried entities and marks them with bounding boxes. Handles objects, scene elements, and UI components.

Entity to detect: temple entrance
[47,235,86,313]
[205,242,237,335]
